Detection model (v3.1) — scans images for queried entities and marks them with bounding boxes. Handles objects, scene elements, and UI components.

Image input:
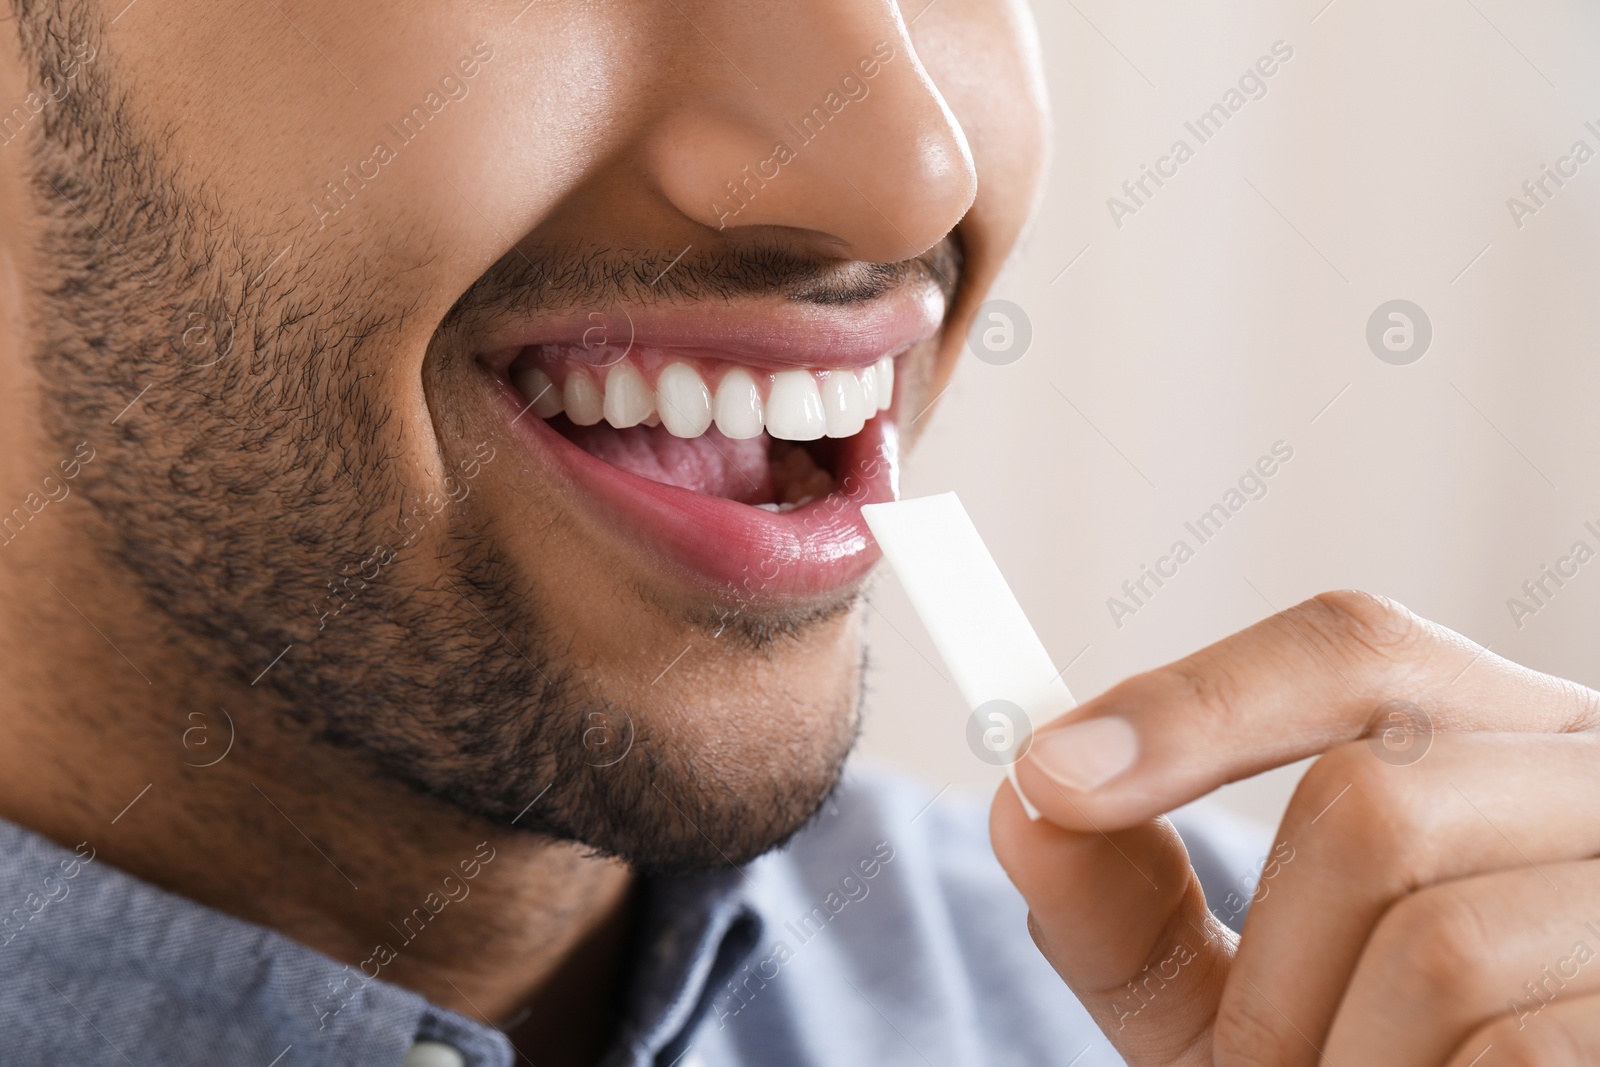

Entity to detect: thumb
[989,781,1233,1066]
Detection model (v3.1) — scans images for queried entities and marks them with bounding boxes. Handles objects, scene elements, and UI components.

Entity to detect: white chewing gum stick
[861,492,1074,821]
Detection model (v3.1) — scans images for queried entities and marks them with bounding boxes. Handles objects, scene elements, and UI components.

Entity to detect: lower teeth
[753,495,819,515]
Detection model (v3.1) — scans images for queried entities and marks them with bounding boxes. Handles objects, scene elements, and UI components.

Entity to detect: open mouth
[480,312,921,600]
[509,347,895,510]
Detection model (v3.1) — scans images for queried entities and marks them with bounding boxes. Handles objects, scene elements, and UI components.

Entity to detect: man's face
[0,0,1045,872]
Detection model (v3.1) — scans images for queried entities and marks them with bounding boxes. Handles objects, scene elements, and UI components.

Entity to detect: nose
[644,1,977,264]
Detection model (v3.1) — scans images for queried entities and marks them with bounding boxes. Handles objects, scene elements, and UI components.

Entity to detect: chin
[498,679,865,878]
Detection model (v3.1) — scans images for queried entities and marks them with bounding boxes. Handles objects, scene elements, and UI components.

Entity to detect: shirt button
[403,1040,466,1067]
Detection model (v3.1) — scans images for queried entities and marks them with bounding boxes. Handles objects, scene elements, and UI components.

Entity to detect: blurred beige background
[859,0,1600,831]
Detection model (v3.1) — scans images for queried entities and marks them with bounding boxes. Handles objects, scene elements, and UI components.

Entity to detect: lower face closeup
[0,0,1047,872]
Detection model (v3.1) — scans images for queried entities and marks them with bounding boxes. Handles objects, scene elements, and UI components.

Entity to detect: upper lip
[473,281,946,375]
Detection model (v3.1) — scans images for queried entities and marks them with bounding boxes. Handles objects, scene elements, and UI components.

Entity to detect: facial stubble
[10,0,859,876]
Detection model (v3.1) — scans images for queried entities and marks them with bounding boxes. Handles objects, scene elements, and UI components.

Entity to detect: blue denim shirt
[0,768,1262,1066]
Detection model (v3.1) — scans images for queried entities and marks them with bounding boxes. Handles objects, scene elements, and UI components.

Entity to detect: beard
[8,0,872,876]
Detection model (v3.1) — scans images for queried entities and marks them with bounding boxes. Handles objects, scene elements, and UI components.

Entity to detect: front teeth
[714,367,764,439]
[603,364,654,428]
[820,370,867,438]
[656,362,713,437]
[765,369,827,441]
[522,354,895,441]
[858,363,879,411]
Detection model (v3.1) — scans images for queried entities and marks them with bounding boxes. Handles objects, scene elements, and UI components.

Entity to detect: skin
[0,0,1046,1064]
[8,0,1592,1064]
[995,591,1600,1067]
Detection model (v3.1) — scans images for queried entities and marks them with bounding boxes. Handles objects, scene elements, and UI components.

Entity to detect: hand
[991,591,1600,1066]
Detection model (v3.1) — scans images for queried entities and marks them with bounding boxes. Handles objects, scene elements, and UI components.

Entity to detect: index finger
[1015,590,1600,831]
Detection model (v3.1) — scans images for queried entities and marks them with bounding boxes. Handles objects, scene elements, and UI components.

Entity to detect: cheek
[107,1,639,346]
[108,0,650,513]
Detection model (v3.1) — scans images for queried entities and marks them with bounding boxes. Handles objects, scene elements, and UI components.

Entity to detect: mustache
[440,235,963,329]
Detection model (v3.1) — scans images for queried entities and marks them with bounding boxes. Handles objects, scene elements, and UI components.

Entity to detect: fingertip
[1004,711,1159,833]
[1007,765,1043,821]
[1030,715,1141,792]
[988,772,1067,885]
[1013,757,1124,831]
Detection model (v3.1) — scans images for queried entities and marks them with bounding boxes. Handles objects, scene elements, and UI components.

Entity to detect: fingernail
[1027,716,1139,792]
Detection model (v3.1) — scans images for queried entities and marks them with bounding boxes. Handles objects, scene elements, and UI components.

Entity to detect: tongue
[560,420,775,503]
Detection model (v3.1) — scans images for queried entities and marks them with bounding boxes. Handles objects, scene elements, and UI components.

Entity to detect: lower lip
[488,377,900,600]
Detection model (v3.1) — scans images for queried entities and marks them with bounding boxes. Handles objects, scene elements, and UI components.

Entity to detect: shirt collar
[605,869,763,1067]
[0,817,760,1066]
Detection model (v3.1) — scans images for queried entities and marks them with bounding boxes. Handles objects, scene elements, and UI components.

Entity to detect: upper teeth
[512,356,895,441]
